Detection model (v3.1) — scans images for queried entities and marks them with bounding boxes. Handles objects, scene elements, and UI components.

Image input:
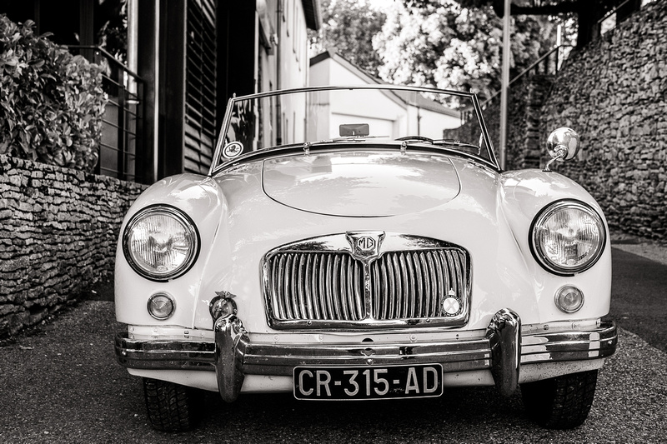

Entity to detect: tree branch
[492,0,580,17]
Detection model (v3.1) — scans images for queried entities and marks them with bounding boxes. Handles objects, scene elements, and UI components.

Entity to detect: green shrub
[0,14,106,172]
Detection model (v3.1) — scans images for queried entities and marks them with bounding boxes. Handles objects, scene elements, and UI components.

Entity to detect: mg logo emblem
[346,231,385,262]
[357,236,376,252]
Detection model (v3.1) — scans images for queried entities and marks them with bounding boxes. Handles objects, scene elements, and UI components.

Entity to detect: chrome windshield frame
[208,85,499,176]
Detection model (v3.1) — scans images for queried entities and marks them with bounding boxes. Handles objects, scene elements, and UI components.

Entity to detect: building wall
[280,0,309,90]
[310,55,460,140]
[253,0,313,148]
[541,0,667,238]
[0,155,146,337]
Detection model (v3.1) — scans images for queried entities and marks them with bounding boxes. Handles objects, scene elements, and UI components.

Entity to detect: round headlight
[123,205,200,281]
[530,200,606,275]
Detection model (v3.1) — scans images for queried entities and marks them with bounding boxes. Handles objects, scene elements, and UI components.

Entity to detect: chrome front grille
[262,232,471,330]
[267,252,365,321]
[370,250,466,320]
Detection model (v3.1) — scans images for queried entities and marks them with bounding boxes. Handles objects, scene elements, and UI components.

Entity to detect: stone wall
[0,155,147,337]
[448,74,553,170]
[541,0,667,238]
[481,75,553,170]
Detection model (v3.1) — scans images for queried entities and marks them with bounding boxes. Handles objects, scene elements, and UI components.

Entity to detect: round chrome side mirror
[544,127,580,172]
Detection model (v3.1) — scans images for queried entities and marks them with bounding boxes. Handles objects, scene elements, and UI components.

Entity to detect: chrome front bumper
[115,309,617,402]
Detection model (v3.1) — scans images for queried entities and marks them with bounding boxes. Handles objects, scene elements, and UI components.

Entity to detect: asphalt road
[0,247,665,443]
[607,248,667,352]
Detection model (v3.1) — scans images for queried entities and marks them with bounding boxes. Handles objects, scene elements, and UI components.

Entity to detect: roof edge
[302,0,322,31]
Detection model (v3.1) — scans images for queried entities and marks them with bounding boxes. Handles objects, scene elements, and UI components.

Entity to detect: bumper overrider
[115,308,617,402]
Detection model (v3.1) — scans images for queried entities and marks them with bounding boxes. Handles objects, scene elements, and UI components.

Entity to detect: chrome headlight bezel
[529,199,606,276]
[122,204,200,282]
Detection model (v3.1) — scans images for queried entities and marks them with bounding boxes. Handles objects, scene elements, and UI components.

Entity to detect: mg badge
[357,236,376,252]
[346,231,385,262]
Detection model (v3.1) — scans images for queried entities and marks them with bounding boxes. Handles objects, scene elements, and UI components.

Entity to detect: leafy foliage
[309,0,386,77]
[374,0,555,100]
[0,15,106,172]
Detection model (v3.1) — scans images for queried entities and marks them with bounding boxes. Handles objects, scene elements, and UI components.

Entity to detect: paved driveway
[0,247,665,443]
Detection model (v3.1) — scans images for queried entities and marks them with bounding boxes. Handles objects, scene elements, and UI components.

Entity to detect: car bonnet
[261,151,461,217]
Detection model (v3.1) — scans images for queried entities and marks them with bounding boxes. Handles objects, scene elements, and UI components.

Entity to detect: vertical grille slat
[398,254,409,318]
[433,251,445,316]
[445,250,458,300]
[353,261,364,320]
[265,243,468,325]
[297,254,307,319]
[345,256,357,321]
[283,254,294,319]
[270,258,282,319]
[320,255,336,319]
[405,253,416,318]
[304,255,314,319]
[311,254,322,319]
[277,255,287,319]
[439,251,450,316]
[386,256,396,319]
[392,254,403,318]
[290,253,299,319]
[379,258,394,319]
[371,262,380,319]
[419,253,431,318]
[333,255,345,320]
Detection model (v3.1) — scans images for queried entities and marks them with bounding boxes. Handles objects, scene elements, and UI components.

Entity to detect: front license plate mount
[293,363,443,401]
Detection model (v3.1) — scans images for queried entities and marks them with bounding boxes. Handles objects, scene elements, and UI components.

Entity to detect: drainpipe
[152,0,160,181]
[499,0,510,170]
[275,0,282,145]
[127,0,138,94]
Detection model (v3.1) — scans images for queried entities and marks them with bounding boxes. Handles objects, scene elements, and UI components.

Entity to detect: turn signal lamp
[147,293,175,320]
[554,285,584,313]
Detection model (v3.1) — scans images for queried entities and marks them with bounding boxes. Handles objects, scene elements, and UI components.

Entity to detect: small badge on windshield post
[223,142,243,159]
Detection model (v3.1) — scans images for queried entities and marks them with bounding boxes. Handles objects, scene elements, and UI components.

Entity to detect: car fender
[115,173,225,327]
[499,169,612,323]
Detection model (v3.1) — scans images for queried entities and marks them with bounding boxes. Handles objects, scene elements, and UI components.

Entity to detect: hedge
[0,15,106,172]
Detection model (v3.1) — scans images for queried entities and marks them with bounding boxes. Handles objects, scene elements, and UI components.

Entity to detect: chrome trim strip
[115,335,215,370]
[115,319,617,376]
[115,316,617,402]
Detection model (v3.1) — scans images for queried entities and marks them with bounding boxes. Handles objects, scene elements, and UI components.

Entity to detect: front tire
[143,378,199,432]
[520,370,598,429]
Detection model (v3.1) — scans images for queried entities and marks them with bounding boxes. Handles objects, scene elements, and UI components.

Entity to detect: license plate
[293,363,443,400]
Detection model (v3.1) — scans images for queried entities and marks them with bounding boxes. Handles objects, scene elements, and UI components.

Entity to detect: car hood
[262,151,461,217]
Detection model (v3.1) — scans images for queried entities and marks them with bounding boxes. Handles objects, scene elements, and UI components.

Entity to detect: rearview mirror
[543,127,580,172]
[339,124,369,137]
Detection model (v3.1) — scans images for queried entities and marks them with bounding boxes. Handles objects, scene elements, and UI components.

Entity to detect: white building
[308,49,461,141]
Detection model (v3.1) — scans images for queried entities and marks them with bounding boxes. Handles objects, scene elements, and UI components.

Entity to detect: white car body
[114,86,616,431]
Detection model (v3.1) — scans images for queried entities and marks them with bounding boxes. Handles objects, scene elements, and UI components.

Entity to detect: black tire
[143,378,199,432]
[521,370,598,429]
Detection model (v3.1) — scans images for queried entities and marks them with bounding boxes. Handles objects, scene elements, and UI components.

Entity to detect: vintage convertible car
[114,85,617,432]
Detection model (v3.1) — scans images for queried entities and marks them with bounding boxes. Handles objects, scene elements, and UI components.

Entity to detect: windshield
[213,86,496,171]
